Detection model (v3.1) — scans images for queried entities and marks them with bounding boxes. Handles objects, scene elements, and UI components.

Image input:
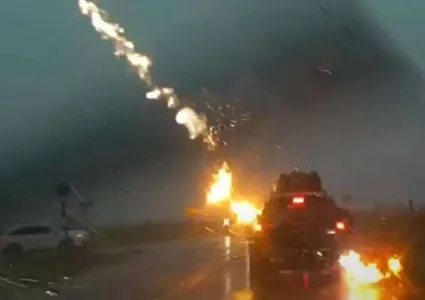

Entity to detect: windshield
[0,0,421,299]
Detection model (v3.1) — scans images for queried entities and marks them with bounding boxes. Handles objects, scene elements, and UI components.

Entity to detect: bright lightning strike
[77,0,218,150]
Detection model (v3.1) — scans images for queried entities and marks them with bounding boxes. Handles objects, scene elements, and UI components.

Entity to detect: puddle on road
[224,236,231,261]
[222,235,254,300]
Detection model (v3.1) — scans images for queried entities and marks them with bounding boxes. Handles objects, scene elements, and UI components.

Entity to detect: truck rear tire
[249,245,271,291]
[58,238,75,252]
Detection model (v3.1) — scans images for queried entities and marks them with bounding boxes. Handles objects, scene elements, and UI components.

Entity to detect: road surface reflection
[221,235,400,300]
[346,286,380,300]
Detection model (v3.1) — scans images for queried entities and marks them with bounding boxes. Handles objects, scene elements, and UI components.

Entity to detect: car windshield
[0,0,421,299]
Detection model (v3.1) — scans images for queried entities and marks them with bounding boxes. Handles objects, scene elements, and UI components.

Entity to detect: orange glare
[230,201,261,224]
[336,221,346,230]
[206,163,232,204]
[339,250,402,287]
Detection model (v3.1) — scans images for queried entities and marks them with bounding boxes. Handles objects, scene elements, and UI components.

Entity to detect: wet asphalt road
[6,235,413,300]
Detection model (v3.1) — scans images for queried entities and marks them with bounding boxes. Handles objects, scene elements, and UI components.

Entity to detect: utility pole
[68,183,92,227]
[56,182,71,238]
[56,181,94,236]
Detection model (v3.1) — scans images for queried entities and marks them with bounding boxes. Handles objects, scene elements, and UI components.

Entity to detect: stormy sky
[0,0,424,224]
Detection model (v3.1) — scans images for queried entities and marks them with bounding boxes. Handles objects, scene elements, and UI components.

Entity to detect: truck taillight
[292,196,304,205]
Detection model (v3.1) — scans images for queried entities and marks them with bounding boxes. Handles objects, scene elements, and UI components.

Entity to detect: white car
[0,224,92,257]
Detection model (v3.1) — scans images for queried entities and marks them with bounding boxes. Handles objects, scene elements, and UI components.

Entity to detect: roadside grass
[94,221,217,248]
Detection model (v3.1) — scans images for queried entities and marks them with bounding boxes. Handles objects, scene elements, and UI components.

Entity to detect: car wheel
[1,243,23,260]
[58,238,75,252]
[251,256,276,299]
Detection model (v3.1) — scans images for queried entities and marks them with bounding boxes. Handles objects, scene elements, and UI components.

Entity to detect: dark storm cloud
[0,0,425,224]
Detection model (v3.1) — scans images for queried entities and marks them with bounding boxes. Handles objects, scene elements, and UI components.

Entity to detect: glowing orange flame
[388,257,402,276]
[206,163,232,204]
[253,223,262,232]
[230,201,261,224]
[339,250,402,287]
[205,162,260,225]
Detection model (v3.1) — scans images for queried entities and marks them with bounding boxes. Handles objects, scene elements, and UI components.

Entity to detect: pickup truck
[249,191,349,292]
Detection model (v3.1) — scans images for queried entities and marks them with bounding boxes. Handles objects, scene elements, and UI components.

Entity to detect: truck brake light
[292,196,304,205]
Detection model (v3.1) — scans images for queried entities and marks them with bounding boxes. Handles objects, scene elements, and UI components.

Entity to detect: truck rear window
[265,194,334,213]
